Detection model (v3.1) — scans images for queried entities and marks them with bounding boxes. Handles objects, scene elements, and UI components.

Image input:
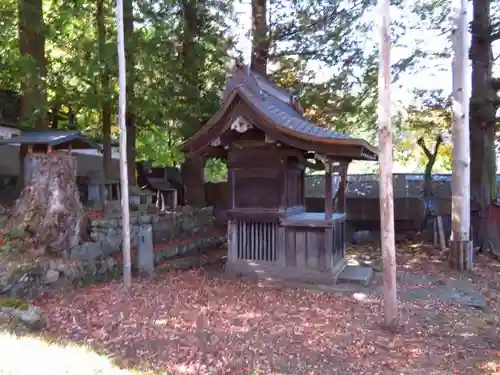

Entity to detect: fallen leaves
[13,244,498,374]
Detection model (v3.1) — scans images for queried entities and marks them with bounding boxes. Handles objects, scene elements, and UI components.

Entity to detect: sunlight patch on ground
[0,332,136,375]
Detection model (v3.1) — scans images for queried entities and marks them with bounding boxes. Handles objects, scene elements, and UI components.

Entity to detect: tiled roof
[239,85,352,140]
[222,64,354,141]
[184,63,377,160]
[0,131,100,150]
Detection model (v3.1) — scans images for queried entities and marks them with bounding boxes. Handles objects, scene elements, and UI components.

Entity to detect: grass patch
[0,331,149,374]
[0,297,29,311]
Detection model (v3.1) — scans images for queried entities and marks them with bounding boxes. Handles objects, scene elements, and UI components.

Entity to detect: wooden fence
[305,173,500,199]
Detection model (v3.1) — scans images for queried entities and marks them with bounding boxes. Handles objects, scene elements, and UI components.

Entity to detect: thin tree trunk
[251,0,268,76]
[377,0,398,328]
[97,0,113,180]
[470,0,496,251]
[17,0,48,129]
[123,0,136,186]
[50,100,60,128]
[450,0,473,270]
[116,0,132,288]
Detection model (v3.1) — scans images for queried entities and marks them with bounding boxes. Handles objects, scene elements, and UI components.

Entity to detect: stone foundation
[0,206,226,301]
[0,257,120,300]
[70,207,218,261]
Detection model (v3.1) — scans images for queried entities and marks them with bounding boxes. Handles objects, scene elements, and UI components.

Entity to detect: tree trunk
[123,0,136,186]
[179,0,207,207]
[97,0,113,180]
[17,0,48,129]
[5,153,87,257]
[251,0,268,76]
[418,136,443,201]
[50,100,60,129]
[377,0,398,328]
[116,0,132,288]
[450,0,473,270]
[470,0,496,251]
[181,156,206,207]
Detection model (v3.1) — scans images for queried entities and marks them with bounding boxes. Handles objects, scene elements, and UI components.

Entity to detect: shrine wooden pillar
[324,160,333,219]
[335,161,349,213]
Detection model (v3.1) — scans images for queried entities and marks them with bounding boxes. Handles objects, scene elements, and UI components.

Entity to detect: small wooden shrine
[0,130,100,184]
[182,63,378,284]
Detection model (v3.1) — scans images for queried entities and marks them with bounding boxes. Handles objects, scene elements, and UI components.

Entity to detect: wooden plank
[228,169,235,209]
[226,259,342,285]
[286,229,296,266]
[317,228,327,270]
[324,227,333,271]
[242,221,246,259]
[277,226,286,266]
[306,230,320,269]
[295,230,307,268]
[437,216,446,251]
[227,220,237,262]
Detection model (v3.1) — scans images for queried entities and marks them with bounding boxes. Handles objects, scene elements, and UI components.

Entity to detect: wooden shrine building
[182,63,378,284]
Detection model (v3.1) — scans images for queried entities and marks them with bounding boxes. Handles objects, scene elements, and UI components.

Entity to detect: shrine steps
[337,265,374,287]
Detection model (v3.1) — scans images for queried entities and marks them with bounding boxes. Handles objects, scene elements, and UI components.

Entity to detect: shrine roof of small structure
[0,131,100,150]
[182,63,378,161]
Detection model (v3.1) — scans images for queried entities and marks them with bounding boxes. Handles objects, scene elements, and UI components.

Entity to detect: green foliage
[0,298,29,311]
[394,90,452,171]
[3,0,491,174]
[2,0,233,165]
[205,159,227,183]
[0,228,26,256]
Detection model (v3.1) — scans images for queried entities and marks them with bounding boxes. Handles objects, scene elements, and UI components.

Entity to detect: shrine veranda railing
[229,214,346,274]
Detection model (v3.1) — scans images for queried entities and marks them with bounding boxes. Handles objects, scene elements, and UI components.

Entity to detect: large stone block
[138,224,154,278]
[70,242,105,261]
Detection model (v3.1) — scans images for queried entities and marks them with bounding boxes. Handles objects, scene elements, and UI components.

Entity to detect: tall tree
[450,0,472,269]
[97,0,113,179]
[251,0,268,75]
[17,0,48,129]
[378,0,398,328]
[179,0,209,207]
[124,0,137,185]
[469,0,497,250]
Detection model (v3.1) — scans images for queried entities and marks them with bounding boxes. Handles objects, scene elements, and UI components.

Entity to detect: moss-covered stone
[0,297,29,311]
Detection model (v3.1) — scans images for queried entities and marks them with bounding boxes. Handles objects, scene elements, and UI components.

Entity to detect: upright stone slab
[138,224,154,278]
[87,171,105,209]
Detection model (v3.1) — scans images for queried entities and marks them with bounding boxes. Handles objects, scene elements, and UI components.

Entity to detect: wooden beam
[335,161,349,213]
[325,160,333,220]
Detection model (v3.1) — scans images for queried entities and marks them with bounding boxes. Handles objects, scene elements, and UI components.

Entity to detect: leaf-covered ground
[6,243,500,374]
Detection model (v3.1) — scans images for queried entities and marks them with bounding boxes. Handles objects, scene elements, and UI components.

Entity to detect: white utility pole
[116,0,132,287]
[450,0,472,270]
[377,0,398,328]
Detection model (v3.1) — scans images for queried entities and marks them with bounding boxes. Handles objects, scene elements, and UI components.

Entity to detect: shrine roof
[0,131,100,150]
[182,63,378,161]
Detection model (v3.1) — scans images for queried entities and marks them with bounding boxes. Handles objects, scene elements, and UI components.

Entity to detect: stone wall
[0,257,120,300]
[70,207,220,261]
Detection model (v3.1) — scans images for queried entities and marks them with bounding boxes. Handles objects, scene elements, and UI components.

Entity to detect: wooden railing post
[325,160,333,219]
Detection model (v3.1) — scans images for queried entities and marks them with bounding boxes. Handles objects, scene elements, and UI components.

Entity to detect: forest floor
[2,242,500,374]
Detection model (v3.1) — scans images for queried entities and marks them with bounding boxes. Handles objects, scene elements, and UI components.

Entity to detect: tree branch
[417,137,432,159]
[491,21,500,41]
[304,159,324,171]
[492,77,500,92]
